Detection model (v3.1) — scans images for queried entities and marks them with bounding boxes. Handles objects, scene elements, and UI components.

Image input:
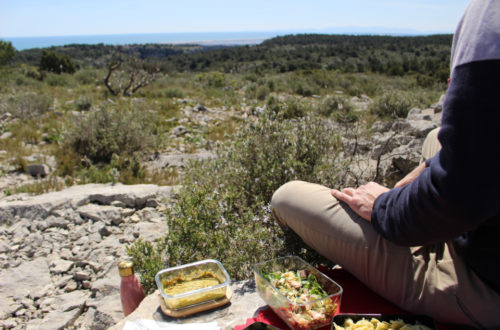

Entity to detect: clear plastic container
[254,256,343,330]
[155,259,230,310]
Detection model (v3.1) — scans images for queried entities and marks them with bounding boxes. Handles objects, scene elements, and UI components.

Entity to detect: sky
[0,0,471,38]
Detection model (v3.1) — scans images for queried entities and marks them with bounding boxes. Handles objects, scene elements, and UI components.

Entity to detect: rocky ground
[0,184,176,329]
[0,94,444,329]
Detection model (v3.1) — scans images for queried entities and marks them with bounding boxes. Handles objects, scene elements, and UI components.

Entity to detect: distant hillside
[13,33,453,82]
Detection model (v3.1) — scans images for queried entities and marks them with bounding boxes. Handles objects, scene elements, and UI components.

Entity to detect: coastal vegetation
[0,34,451,291]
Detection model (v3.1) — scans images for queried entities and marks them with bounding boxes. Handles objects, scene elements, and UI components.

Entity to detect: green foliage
[128,113,341,291]
[44,72,74,86]
[197,71,226,88]
[319,95,358,123]
[12,175,65,195]
[370,90,416,119]
[65,107,155,163]
[20,64,44,81]
[74,68,100,85]
[0,40,15,66]
[164,88,185,98]
[126,239,168,295]
[75,95,93,111]
[0,92,52,119]
[266,96,309,119]
[39,50,76,74]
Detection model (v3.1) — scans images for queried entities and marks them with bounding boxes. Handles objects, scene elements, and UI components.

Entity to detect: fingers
[341,188,355,196]
[331,188,354,204]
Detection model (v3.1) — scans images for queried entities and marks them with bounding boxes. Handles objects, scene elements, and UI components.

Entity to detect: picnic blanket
[235,267,455,330]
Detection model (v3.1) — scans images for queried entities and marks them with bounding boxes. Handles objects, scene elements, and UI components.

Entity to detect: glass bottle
[118,261,145,316]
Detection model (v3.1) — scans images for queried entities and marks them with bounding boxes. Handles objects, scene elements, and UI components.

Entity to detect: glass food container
[155,259,231,310]
[254,256,343,330]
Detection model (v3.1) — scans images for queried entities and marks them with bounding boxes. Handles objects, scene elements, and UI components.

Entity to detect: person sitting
[271,0,500,327]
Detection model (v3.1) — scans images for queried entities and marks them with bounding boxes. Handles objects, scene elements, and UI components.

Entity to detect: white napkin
[123,320,220,330]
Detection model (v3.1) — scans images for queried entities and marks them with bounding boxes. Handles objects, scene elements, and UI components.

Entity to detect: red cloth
[234,267,456,330]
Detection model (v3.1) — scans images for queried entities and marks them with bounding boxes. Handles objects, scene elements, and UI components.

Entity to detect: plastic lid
[118,261,134,277]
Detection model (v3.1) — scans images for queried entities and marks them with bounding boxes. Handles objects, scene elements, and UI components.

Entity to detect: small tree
[39,50,76,74]
[0,40,15,66]
[104,56,159,96]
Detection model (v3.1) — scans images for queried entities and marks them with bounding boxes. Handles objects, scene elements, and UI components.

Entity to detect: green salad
[261,269,338,329]
[263,270,328,303]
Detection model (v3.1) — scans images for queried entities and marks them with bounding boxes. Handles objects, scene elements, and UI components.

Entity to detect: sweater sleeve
[371,59,500,246]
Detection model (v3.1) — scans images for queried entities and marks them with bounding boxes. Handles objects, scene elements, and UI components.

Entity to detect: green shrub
[74,68,100,85]
[197,71,226,88]
[0,40,15,66]
[293,80,318,97]
[256,85,271,101]
[128,113,341,291]
[164,88,185,99]
[319,95,358,123]
[39,50,76,74]
[266,96,309,119]
[75,95,92,111]
[20,64,44,81]
[126,239,167,294]
[44,72,73,86]
[370,90,416,119]
[66,107,155,163]
[0,92,52,118]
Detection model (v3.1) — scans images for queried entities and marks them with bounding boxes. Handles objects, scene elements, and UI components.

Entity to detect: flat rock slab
[0,258,52,319]
[110,280,266,330]
[0,183,177,223]
[0,257,52,301]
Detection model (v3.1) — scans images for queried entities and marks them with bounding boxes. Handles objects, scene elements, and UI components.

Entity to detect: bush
[293,81,317,97]
[164,88,185,99]
[66,107,155,163]
[319,95,358,123]
[0,92,52,119]
[75,95,92,111]
[74,68,100,85]
[20,64,44,81]
[370,90,416,119]
[266,96,309,119]
[197,71,226,88]
[256,85,271,101]
[128,113,341,291]
[44,72,74,86]
[0,40,15,66]
[39,50,76,74]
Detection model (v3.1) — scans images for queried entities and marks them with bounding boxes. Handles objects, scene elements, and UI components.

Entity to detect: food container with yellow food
[254,256,343,330]
[155,259,231,311]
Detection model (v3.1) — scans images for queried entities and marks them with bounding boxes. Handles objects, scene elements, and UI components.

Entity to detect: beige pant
[271,128,500,328]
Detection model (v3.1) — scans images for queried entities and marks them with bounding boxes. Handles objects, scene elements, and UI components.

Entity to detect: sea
[4,32,284,51]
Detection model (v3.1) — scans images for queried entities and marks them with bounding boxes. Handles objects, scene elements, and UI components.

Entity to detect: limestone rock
[0,132,12,139]
[77,307,116,330]
[172,125,188,137]
[78,204,122,225]
[86,293,123,327]
[133,222,168,241]
[26,308,82,330]
[0,183,176,223]
[0,258,52,301]
[25,164,50,178]
[50,259,74,274]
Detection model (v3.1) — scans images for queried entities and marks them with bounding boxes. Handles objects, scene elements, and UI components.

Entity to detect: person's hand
[331,182,389,221]
[394,162,426,188]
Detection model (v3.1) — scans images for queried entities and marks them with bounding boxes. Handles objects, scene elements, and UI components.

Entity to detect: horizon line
[1,26,454,40]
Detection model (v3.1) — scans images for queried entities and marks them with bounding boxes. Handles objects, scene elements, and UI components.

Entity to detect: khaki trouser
[271,128,500,328]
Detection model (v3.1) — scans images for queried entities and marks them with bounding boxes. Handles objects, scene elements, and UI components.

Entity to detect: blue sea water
[4,32,283,50]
